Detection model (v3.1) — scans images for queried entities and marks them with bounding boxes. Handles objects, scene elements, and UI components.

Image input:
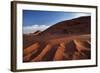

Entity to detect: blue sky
[23,10,90,34]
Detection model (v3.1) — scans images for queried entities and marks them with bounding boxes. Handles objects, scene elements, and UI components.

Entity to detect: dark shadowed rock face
[40,16,91,36]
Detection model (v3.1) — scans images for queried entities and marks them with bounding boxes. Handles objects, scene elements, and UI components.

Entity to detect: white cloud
[73,13,91,18]
[23,24,50,34]
[61,13,91,22]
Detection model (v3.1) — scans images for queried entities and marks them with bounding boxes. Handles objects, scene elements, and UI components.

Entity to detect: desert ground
[23,16,91,62]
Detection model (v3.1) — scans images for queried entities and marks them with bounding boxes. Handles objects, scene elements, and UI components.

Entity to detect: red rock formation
[23,16,91,62]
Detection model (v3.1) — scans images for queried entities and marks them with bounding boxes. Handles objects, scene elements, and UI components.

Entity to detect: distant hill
[40,16,90,36]
[33,30,41,36]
